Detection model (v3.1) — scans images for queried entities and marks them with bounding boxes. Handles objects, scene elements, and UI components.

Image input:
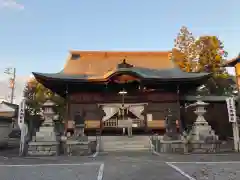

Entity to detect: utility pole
[4,67,16,104]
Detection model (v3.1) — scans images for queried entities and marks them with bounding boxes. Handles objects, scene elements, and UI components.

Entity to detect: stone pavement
[0,163,101,180]
[0,151,240,179]
[167,162,240,180]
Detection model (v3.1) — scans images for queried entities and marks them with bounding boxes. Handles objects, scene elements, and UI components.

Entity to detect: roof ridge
[70,50,171,54]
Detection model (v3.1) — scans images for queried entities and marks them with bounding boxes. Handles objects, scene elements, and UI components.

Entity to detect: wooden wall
[146,102,179,129]
[69,103,103,128]
[69,92,178,104]
[68,92,179,129]
[67,92,233,139]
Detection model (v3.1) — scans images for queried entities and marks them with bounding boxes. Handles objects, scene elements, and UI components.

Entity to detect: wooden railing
[103,119,144,128]
[103,119,118,127]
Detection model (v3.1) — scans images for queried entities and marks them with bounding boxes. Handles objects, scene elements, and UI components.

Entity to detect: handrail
[149,136,155,153]
[149,134,162,154]
[95,129,101,153]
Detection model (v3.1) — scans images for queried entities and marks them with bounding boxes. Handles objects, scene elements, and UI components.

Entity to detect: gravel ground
[0,163,101,180]
[167,162,240,180]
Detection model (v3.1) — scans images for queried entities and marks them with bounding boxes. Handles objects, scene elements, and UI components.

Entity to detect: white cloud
[0,0,24,10]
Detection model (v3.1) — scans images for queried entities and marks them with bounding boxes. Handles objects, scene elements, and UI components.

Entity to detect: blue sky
[0,0,239,77]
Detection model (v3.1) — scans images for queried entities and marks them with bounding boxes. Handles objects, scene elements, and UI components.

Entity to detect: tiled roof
[33,66,211,82]
[223,55,240,67]
[63,51,173,75]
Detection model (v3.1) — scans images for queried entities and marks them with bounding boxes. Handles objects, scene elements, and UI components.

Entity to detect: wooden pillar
[98,105,104,135]
[64,84,70,133]
[176,85,182,133]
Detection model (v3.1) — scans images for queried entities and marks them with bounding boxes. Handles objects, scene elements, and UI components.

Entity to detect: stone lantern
[27,99,59,156]
[188,95,218,142]
[192,97,209,127]
[41,100,56,127]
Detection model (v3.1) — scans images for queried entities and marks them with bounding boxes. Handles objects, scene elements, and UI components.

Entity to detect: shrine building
[223,54,240,90]
[33,50,211,135]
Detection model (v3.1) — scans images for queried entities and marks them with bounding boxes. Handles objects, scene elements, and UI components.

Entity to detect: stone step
[102,141,149,143]
[102,138,150,141]
[103,142,150,145]
[103,144,150,148]
[102,137,150,141]
[101,136,150,140]
[7,138,20,147]
[104,148,150,152]
[104,148,151,151]
[101,136,151,152]
[104,142,149,144]
[104,144,150,148]
[103,145,151,150]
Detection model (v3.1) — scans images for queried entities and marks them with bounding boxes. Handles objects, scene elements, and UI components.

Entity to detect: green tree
[23,78,66,130]
[195,36,227,74]
[196,36,235,95]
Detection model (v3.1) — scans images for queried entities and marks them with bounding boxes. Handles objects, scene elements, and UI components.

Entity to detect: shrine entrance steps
[100,136,151,152]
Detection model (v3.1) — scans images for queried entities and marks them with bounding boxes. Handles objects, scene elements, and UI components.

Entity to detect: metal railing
[149,135,162,153]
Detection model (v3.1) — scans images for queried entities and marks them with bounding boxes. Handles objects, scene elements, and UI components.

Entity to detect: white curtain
[102,106,119,122]
[129,105,144,119]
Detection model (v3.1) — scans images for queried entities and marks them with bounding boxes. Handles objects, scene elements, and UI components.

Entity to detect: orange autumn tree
[173,26,200,72]
[196,36,228,76]
[173,26,228,74]
[172,26,236,95]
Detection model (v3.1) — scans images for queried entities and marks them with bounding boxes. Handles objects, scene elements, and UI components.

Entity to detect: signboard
[226,97,237,123]
[18,99,26,129]
[132,124,138,127]
[147,114,152,121]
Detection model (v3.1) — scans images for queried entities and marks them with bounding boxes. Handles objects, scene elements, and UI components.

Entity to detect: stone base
[162,133,181,141]
[188,123,218,142]
[70,135,88,142]
[65,140,95,156]
[187,140,222,153]
[160,140,186,153]
[27,141,59,156]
